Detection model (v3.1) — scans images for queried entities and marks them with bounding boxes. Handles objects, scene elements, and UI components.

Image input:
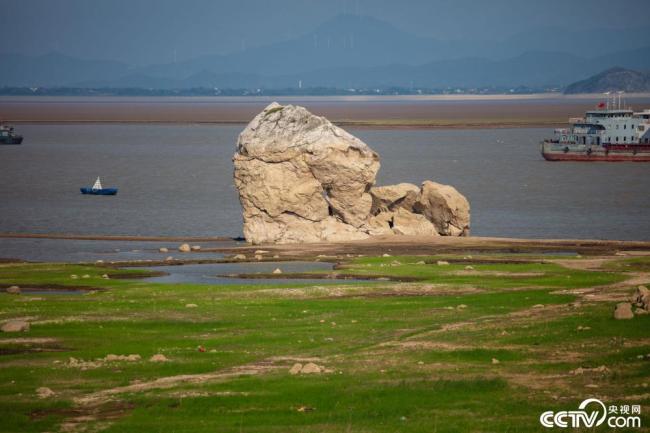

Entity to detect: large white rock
[233,103,470,244]
[414,181,470,236]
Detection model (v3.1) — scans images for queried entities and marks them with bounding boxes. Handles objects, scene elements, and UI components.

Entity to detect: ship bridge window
[624,124,627,129]
[616,137,619,141]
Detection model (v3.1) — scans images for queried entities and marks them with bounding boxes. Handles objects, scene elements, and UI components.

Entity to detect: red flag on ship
[598,102,606,108]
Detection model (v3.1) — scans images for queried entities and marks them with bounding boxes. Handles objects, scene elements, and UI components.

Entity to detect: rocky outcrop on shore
[233,103,470,244]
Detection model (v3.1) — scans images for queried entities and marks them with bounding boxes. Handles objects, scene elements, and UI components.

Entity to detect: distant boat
[0,124,23,145]
[80,177,118,195]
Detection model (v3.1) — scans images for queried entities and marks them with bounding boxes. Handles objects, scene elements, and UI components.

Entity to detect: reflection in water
[134,262,353,285]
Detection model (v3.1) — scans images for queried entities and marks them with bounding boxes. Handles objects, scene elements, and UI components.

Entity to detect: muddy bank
[207,235,650,259]
[3,95,649,128]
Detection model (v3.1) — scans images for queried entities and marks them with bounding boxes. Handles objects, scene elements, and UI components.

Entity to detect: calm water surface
[1,124,649,241]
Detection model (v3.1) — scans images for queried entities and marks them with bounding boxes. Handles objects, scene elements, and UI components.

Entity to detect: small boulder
[6,286,21,294]
[178,243,191,253]
[491,358,500,365]
[1,320,30,333]
[273,268,283,274]
[289,363,303,375]
[614,302,634,320]
[149,354,169,362]
[159,247,169,253]
[300,362,322,374]
[36,387,55,399]
[190,245,201,251]
[185,303,198,308]
[437,260,450,266]
[233,254,247,260]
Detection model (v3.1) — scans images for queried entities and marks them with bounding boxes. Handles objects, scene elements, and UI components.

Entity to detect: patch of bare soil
[74,359,289,406]
[549,257,617,271]
[31,401,135,433]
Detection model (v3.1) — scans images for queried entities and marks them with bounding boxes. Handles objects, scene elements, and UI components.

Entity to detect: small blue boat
[81,177,118,195]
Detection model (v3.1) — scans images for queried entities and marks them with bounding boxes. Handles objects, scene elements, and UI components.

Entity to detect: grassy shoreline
[1,246,648,432]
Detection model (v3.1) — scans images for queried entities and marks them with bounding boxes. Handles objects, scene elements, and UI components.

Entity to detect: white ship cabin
[555,108,640,146]
[634,109,650,144]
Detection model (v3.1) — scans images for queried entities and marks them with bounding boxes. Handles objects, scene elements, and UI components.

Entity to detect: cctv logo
[540,398,642,429]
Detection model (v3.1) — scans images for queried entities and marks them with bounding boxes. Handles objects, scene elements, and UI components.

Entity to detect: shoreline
[3,233,649,256]
[2,119,565,129]
[3,94,649,129]
[0,233,235,242]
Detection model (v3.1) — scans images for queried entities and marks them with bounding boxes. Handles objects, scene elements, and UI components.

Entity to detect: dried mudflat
[4,94,650,128]
[0,238,649,432]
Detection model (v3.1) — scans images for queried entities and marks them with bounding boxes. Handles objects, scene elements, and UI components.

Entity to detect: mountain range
[564,67,650,94]
[2,15,649,90]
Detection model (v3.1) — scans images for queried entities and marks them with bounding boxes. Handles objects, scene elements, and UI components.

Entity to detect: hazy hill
[0,52,129,87]
[564,67,650,94]
[2,15,650,90]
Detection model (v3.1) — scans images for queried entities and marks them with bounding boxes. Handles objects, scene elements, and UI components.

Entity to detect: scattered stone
[82,274,90,279]
[464,265,474,270]
[437,260,450,266]
[585,384,599,389]
[532,304,545,309]
[255,254,263,261]
[300,363,322,374]
[149,354,169,362]
[159,247,169,253]
[6,286,21,294]
[273,268,283,274]
[1,320,30,333]
[415,261,425,265]
[457,304,468,309]
[631,286,649,311]
[70,274,79,279]
[165,256,174,261]
[296,405,315,412]
[391,260,402,266]
[254,250,269,254]
[289,363,303,375]
[382,253,391,257]
[102,274,110,279]
[614,302,634,320]
[577,326,591,331]
[178,243,191,253]
[36,387,55,399]
[185,303,198,308]
[570,365,609,375]
[233,254,247,260]
[190,245,201,251]
[273,255,280,259]
[491,358,500,365]
[95,259,104,264]
[104,354,141,362]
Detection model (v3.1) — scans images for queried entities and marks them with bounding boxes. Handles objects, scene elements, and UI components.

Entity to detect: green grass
[0,255,647,432]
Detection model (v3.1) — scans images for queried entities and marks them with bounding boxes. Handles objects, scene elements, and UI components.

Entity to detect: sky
[1,0,648,66]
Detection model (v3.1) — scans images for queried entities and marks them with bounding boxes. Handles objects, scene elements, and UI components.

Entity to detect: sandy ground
[3,233,649,259]
[2,94,650,128]
[215,235,650,258]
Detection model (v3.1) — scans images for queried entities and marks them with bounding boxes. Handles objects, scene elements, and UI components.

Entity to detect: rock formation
[233,103,470,244]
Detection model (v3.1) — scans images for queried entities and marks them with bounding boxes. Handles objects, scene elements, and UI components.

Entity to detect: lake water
[1,123,649,241]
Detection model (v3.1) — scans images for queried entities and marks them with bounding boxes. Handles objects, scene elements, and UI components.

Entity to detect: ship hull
[80,188,118,195]
[541,141,650,162]
[0,136,23,145]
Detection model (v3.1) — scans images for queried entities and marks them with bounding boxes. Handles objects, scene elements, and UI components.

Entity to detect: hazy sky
[1,0,648,65]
